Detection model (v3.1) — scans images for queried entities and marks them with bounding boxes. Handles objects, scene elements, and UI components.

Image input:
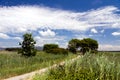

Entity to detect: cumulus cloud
[99,44,120,51]
[112,32,120,36]
[91,28,98,33]
[0,6,120,34]
[39,29,56,37]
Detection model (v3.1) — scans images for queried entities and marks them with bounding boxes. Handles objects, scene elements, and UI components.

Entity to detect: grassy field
[0,51,77,79]
[33,52,120,80]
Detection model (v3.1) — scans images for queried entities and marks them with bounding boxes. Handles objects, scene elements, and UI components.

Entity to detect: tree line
[6,33,98,57]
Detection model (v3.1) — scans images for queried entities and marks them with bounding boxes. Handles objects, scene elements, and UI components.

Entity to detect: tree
[80,38,98,54]
[68,39,81,53]
[43,44,59,53]
[18,33,37,57]
[68,38,98,54]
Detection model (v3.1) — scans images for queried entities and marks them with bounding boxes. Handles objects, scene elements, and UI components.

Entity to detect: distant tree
[80,38,98,54]
[43,44,59,53]
[68,39,81,53]
[18,33,37,57]
[5,47,21,51]
[68,38,98,54]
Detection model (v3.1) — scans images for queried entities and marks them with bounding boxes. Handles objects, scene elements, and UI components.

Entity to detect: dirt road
[4,55,81,80]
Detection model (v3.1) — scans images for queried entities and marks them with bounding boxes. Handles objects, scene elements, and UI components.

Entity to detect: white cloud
[112,32,120,36]
[91,28,98,33]
[0,32,22,41]
[0,33,10,39]
[34,36,66,46]
[99,44,120,51]
[39,29,56,37]
[0,6,120,34]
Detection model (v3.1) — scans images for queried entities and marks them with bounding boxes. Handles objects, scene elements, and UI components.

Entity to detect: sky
[0,0,120,51]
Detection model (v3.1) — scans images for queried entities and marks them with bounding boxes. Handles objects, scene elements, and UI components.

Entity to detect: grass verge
[33,52,120,80]
[0,51,76,79]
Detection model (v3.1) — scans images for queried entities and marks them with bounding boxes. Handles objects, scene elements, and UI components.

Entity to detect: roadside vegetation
[33,52,120,80]
[0,51,76,79]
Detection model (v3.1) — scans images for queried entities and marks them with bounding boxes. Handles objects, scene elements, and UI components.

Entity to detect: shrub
[91,50,98,54]
[49,48,68,55]
[5,48,21,51]
[43,44,59,53]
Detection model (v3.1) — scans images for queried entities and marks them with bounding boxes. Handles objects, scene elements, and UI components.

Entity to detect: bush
[91,50,98,54]
[68,46,76,54]
[49,48,68,55]
[5,48,21,51]
[43,44,59,53]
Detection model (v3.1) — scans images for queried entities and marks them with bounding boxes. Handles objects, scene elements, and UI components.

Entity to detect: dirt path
[4,55,81,80]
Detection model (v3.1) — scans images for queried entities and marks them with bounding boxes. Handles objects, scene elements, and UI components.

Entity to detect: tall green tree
[80,38,98,50]
[18,33,37,57]
[68,38,98,54]
[68,39,81,53]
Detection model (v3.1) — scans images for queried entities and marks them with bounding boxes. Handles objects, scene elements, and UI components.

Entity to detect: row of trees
[18,33,98,57]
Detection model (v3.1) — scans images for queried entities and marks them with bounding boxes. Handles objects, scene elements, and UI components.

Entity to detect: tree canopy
[68,39,81,53]
[68,38,98,54]
[18,33,37,57]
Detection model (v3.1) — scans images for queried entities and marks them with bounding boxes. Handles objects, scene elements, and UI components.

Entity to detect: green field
[0,51,76,79]
[33,52,120,80]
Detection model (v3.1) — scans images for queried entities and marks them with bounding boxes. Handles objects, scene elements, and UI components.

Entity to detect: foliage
[80,38,98,50]
[5,47,21,51]
[68,39,80,53]
[33,52,120,80]
[49,48,68,55]
[80,47,89,55]
[80,38,98,54]
[68,38,98,54]
[18,33,37,57]
[68,46,76,54]
[43,44,59,53]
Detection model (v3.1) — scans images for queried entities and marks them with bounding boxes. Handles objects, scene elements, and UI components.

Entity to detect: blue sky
[0,0,120,51]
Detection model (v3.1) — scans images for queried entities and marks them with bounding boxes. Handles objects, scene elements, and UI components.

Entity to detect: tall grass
[0,51,76,79]
[33,52,120,80]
